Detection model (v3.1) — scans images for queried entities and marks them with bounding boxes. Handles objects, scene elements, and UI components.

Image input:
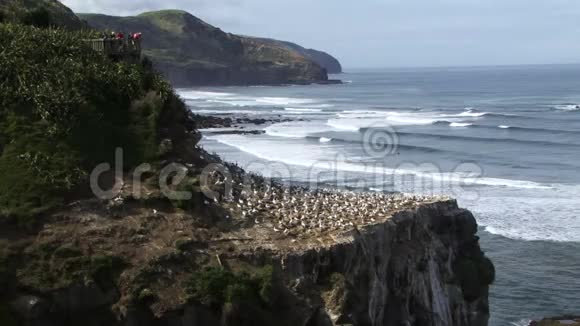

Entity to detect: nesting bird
[225,185,440,238]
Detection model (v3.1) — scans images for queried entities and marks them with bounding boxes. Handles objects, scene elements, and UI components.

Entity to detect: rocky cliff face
[3,198,492,326]
[78,10,338,86]
[225,199,492,326]
[303,48,343,74]
[250,37,343,74]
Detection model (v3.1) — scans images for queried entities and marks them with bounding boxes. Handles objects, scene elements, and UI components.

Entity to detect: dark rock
[530,316,580,326]
[10,296,50,320]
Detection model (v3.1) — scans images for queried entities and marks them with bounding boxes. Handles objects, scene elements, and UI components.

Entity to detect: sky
[62,0,580,69]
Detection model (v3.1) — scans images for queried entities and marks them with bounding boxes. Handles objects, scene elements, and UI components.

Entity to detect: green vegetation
[78,10,244,68]
[174,238,194,251]
[0,0,84,28]
[18,242,126,291]
[137,288,157,303]
[0,303,17,326]
[170,176,201,210]
[187,266,274,309]
[21,6,50,27]
[78,10,328,85]
[0,23,175,221]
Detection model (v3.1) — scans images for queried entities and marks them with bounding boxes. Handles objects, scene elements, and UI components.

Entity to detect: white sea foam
[330,108,490,130]
[450,122,473,127]
[265,121,334,138]
[178,89,331,110]
[255,97,317,106]
[319,137,333,143]
[284,107,324,113]
[207,134,552,191]
[337,111,386,118]
[264,128,308,139]
[326,119,362,131]
[192,109,264,115]
[553,104,580,111]
[202,133,578,242]
[178,90,235,100]
[306,104,336,108]
[457,109,488,117]
[498,125,511,129]
[206,99,265,107]
[199,127,240,133]
[509,319,533,326]
[470,184,580,242]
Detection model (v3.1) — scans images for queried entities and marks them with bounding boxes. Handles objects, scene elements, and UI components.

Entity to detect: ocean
[180,64,580,326]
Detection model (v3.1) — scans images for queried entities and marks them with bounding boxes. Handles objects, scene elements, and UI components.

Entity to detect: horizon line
[341,62,580,72]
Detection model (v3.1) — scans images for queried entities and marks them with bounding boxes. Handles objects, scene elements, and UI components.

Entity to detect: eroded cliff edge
[2,197,492,326]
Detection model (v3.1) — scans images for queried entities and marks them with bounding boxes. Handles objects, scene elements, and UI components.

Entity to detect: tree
[22,7,51,28]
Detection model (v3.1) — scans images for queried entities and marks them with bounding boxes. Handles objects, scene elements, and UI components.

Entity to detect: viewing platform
[83,38,142,63]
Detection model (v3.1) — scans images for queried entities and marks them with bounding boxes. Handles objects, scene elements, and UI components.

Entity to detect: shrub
[187,266,274,308]
[54,245,83,258]
[21,7,51,28]
[256,265,274,304]
[0,24,176,220]
[89,255,126,286]
[188,267,234,306]
[138,288,157,303]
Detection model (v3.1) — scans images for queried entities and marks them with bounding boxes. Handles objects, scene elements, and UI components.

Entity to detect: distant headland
[78,10,343,86]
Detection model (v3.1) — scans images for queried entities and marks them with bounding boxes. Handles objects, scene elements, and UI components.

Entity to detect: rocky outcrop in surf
[530,316,580,326]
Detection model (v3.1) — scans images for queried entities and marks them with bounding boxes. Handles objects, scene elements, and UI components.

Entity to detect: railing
[83,39,142,58]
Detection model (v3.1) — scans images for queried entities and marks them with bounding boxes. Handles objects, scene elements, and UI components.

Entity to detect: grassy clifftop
[80,10,245,67]
[79,10,335,86]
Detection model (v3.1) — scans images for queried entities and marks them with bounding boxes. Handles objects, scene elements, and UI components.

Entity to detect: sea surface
[180,64,580,326]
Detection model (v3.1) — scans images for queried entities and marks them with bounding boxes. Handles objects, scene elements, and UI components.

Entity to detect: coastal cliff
[0,5,491,325]
[2,196,492,326]
[78,10,340,86]
[249,37,343,74]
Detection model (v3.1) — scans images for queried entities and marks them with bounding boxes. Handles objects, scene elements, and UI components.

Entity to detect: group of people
[104,31,142,41]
